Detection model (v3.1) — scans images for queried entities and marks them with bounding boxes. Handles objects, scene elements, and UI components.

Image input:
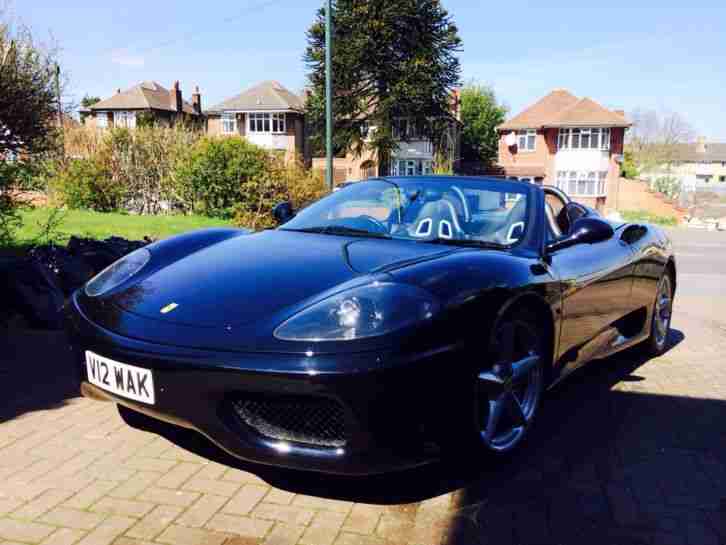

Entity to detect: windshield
[281,178,531,247]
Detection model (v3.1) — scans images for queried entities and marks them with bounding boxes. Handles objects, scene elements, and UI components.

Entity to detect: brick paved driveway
[1,229,725,545]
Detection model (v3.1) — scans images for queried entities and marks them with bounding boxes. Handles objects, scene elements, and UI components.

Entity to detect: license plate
[85,351,155,405]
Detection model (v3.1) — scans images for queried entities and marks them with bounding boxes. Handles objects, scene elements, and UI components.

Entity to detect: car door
[548,230,635,370]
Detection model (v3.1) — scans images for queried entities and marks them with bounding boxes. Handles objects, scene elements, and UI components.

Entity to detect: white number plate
[85,351,155,405]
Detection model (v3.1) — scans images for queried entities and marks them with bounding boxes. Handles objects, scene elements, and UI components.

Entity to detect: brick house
[82,81,202,129]
[497,89,630,210]
[205,81,306,161]
[312,91,462,184]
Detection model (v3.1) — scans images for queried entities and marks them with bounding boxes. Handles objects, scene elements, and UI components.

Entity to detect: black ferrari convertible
[66,176,676,475]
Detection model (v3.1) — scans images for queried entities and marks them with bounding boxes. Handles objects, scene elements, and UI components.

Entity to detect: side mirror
[546,217,614,253]
[272,201,295,225]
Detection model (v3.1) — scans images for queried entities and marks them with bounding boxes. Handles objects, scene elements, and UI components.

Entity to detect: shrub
[620,151,639,179]
[233,157,327,230]
[652,176,682,200]
[51,157,125,212]
[173,136,270,217]
[0,185,20,246]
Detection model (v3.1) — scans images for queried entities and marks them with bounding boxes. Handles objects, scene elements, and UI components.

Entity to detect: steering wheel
[356,215,389,235]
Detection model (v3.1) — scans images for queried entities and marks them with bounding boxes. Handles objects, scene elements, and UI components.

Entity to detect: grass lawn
[14,207,231,248]
[620,210,679,227]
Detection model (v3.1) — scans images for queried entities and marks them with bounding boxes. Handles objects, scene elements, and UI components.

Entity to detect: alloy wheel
[654,275,673,348]
[478,318,543,452]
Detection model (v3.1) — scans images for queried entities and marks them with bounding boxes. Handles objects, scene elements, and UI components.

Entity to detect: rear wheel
[475,311,545,454]
[639,273,673,357]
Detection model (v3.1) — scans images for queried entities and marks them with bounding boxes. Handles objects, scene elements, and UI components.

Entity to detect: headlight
[84,248,151,297]
[274,282,439,342]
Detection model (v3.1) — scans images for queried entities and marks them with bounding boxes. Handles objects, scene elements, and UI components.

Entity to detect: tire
[474,309,546,455]
[638,272,674,357]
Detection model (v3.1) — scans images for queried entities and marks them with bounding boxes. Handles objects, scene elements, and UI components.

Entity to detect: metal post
[55,64,64,155]
[325,0,334,190]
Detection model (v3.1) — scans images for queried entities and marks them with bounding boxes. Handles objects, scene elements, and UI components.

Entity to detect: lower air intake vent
[231,395,346,448]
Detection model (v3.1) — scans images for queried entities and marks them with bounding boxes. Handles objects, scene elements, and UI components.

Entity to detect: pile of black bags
[1,236,152,329]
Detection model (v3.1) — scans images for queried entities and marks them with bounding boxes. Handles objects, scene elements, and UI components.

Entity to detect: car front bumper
[65,293,463,475]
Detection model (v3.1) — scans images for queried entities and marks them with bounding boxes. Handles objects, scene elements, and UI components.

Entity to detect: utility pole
[325,0,333,190]
[54,64,64,154]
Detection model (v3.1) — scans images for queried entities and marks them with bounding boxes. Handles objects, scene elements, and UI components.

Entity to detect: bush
[0,189,20,246]
[173,136,270,217]
[233,158,327,230]
[651,176,682,200]
[620,151,639,179]
[51,157,125,212]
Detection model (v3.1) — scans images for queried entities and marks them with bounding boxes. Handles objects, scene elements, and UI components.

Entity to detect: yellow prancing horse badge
[160,303,179,314]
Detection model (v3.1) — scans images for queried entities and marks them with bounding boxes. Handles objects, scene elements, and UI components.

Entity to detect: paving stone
[74,515,135,545]
[263,523,306,545]
[181,477,240,497]
[263,489,295,506]
[341,504,383,535]
[40,507,106,530]
[205,514,273,538]
[252,502,315,526]
[64,481,118,510]
[0,517,56,542]
[122,458,177,473]
[222,485,269,516]
[300,511,347,545]
[291,495,352,514]
[40,527,87,545]
[108,471,162,499]
[135,486,200,507]
[154,462,201,489]
[125,504,184,540]
[9,488,75,520]
[175,494,228,528]
[90,497,155,518]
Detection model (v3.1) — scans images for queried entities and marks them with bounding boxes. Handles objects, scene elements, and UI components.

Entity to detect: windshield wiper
[417,238,508,249]
[281,226,391,239]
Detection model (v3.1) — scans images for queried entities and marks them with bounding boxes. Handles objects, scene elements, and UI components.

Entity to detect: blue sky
[16,0,726,140]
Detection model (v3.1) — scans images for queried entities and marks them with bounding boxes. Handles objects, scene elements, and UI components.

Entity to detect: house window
[558,127,611,150]
[517,129,536,151]
[556,170,608,197]
[248,112,286,134]
[96,112,108,128]
[114,111,136,129]
[221,113,236,134]
[271,113,286,133]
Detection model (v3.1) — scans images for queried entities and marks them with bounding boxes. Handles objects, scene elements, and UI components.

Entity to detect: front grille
[230,395,347,448]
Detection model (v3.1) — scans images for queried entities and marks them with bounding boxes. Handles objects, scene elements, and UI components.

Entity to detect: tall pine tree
[304,0,462,174]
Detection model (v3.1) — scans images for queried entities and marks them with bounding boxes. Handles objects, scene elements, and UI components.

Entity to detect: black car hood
[109,230,451,327]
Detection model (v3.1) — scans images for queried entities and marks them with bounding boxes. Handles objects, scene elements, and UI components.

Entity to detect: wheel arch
[491,291,557,385]
[666,258,677,296]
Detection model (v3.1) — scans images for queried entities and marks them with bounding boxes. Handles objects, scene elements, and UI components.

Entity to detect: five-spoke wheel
[477,313,544,453]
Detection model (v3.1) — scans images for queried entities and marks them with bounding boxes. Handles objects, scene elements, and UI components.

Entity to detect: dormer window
[517,129,536,152]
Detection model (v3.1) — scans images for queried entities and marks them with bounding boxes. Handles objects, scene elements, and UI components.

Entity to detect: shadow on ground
[3,326,725,544]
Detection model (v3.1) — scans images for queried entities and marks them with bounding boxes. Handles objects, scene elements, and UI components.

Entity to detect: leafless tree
[627,108,695,171]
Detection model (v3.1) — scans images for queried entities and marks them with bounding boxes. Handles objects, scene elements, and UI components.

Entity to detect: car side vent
[230,395,347,448]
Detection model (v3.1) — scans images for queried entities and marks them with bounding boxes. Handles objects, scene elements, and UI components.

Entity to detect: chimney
[696,136,707,154]
[171,81,182,113]
[191,86,201,114]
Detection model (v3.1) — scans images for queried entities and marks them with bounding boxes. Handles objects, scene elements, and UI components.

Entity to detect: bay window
[248,112,286,133]
[556,170,608,197]
[221,113,237,134]
[517,129,536,151]
[558,127,610,150]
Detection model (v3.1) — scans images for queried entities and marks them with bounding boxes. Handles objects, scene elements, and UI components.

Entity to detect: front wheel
[638,273,674,357]
[475,311,546,454]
